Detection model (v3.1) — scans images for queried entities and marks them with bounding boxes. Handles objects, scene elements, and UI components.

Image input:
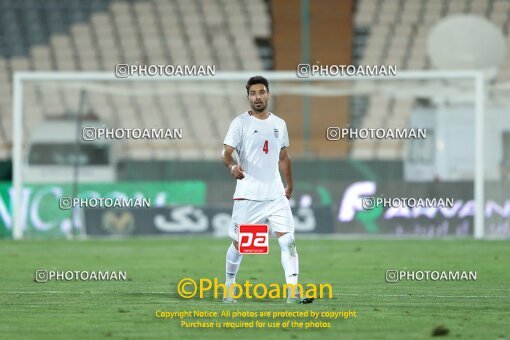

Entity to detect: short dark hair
[246,76,269,95]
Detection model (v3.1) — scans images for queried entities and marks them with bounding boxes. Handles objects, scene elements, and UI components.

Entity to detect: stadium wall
[2,180,508,239]
[271,0,353,158]
[0,161,11,181]
[117,160,403,181]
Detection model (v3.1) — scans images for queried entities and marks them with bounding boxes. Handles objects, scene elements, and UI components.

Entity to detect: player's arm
[222,144,245,179]
[279,147,293,199]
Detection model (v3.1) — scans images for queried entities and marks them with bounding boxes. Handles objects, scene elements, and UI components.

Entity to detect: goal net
[8,71,504,240]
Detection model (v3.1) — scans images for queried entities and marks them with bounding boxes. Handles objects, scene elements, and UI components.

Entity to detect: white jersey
[224,111,289,201]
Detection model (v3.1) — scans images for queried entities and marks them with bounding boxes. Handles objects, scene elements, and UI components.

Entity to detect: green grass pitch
[0,238,509,339]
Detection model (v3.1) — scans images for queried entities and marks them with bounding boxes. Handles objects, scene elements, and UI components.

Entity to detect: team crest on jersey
[274,128,279,138]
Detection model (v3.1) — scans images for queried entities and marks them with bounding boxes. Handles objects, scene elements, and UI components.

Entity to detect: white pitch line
[4,291,510,299]
[335,293,510,299]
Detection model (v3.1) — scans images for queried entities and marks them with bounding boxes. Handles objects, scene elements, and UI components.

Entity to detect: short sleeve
[281,122,289,149]
[224,117,242,149]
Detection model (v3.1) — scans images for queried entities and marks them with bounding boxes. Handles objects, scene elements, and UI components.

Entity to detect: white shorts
[229,195,295,241]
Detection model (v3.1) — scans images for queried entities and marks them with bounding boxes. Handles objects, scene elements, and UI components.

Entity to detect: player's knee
[278,233,297,254]
[232,240,239,251]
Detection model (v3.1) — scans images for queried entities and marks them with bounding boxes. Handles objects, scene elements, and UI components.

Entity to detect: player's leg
[225,239,242,286]
[268,196,313,304]
[224,239,243,303]
[224,199,265,303]
[267,197,299,292]
[224,200,245,303]
[275,231,299,294]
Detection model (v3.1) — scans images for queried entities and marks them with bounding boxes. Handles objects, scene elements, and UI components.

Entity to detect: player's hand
[284,185,293,199]
[230,164,245,179]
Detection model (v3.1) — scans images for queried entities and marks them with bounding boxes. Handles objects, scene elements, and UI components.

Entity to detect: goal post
[11,70,487,239]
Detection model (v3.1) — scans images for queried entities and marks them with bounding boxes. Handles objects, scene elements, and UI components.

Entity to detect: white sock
[278,233,299,297]
[225,243,243,286]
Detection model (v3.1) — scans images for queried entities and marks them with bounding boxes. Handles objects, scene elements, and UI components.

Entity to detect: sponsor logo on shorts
[239,224,269,254]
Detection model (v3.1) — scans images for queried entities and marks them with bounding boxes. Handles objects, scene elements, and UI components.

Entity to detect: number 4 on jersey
[262,140,269,154]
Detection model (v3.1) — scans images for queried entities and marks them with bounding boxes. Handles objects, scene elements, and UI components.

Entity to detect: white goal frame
[11,70,486,239]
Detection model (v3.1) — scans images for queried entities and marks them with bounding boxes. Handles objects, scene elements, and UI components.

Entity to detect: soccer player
[221,76,313,304]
